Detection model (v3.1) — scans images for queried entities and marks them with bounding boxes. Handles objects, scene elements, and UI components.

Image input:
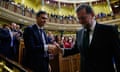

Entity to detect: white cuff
[44,45,48,51]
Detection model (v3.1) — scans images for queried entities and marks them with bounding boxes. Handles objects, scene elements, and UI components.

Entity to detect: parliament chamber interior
[0,0,120,72]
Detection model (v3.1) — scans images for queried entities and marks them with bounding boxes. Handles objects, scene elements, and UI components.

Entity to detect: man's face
[10,23,16,30]
[77,8,94,28]
[36,14,48,27]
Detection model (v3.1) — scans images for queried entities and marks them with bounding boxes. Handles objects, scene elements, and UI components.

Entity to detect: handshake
[48,42,62,55]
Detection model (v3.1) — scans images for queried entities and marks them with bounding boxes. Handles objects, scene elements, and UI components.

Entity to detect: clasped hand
[48,43,60,55]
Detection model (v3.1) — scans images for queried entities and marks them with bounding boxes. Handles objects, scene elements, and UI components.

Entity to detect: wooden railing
[18,39,80,72]
[58,54,80,72]
[0,1,36,18]
[18,39,25,64]
[0,0,120,31]
[0,0,120,25]
[0,54,28,72]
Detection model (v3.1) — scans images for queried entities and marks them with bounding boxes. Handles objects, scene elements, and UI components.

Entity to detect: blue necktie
[39,29,46,44]
[39,29,43,35]
[39,29,48,57]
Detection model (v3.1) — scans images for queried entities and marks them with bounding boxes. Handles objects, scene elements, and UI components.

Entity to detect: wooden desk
[18,40,80,72]
[18,39,24,64]
[59,54,80,72]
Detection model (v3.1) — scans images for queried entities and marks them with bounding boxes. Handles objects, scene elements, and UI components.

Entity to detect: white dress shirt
[89,20,96,44]
[36,24,48,51]
[9,29,14,47]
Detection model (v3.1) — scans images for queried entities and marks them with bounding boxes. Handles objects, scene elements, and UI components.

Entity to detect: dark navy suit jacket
[63,23,120,72]
[0,28,16,60]
[23,24,49,72]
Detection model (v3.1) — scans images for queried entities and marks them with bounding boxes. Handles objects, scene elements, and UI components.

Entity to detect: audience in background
[0,23,23,61]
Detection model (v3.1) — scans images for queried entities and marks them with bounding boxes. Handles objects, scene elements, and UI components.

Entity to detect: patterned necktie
[39,29,46,44]
[83,28,90,49]
[39,29,43,35]
[39,29,48,57]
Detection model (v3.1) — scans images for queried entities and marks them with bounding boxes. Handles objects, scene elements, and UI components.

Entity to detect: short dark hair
[36,11,47,17]
[3,24,8,28]
[76,4,94,14]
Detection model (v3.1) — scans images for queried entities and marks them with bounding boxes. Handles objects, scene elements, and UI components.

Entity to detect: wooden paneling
[19,40,80,72]
[18,39,24,64]
[59,54,72,72]
[59,54,80,72]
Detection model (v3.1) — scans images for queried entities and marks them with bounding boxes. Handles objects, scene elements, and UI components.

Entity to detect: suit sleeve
[23,27,44,53]
[0,28,9,39]
[63,32,79,57]
[112,26,120,71]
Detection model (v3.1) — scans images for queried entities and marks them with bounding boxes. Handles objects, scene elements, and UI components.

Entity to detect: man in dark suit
[0,24,17,61]
[56,4,120,72]
[0,27,11,58]
[23,11,57,72]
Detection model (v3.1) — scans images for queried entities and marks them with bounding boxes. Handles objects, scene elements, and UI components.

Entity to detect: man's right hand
[48,43,63,55]
[48,44,58,55]
[53,42,63,54]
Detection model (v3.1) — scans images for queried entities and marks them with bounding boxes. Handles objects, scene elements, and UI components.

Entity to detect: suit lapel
[32,24,42,42]
[89,23,99,48]
[77,29,84,49]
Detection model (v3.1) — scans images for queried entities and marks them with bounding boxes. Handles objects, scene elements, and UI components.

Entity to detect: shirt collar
[36,24,44,30]
[90,20,96,32]
[82,20,96,32]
